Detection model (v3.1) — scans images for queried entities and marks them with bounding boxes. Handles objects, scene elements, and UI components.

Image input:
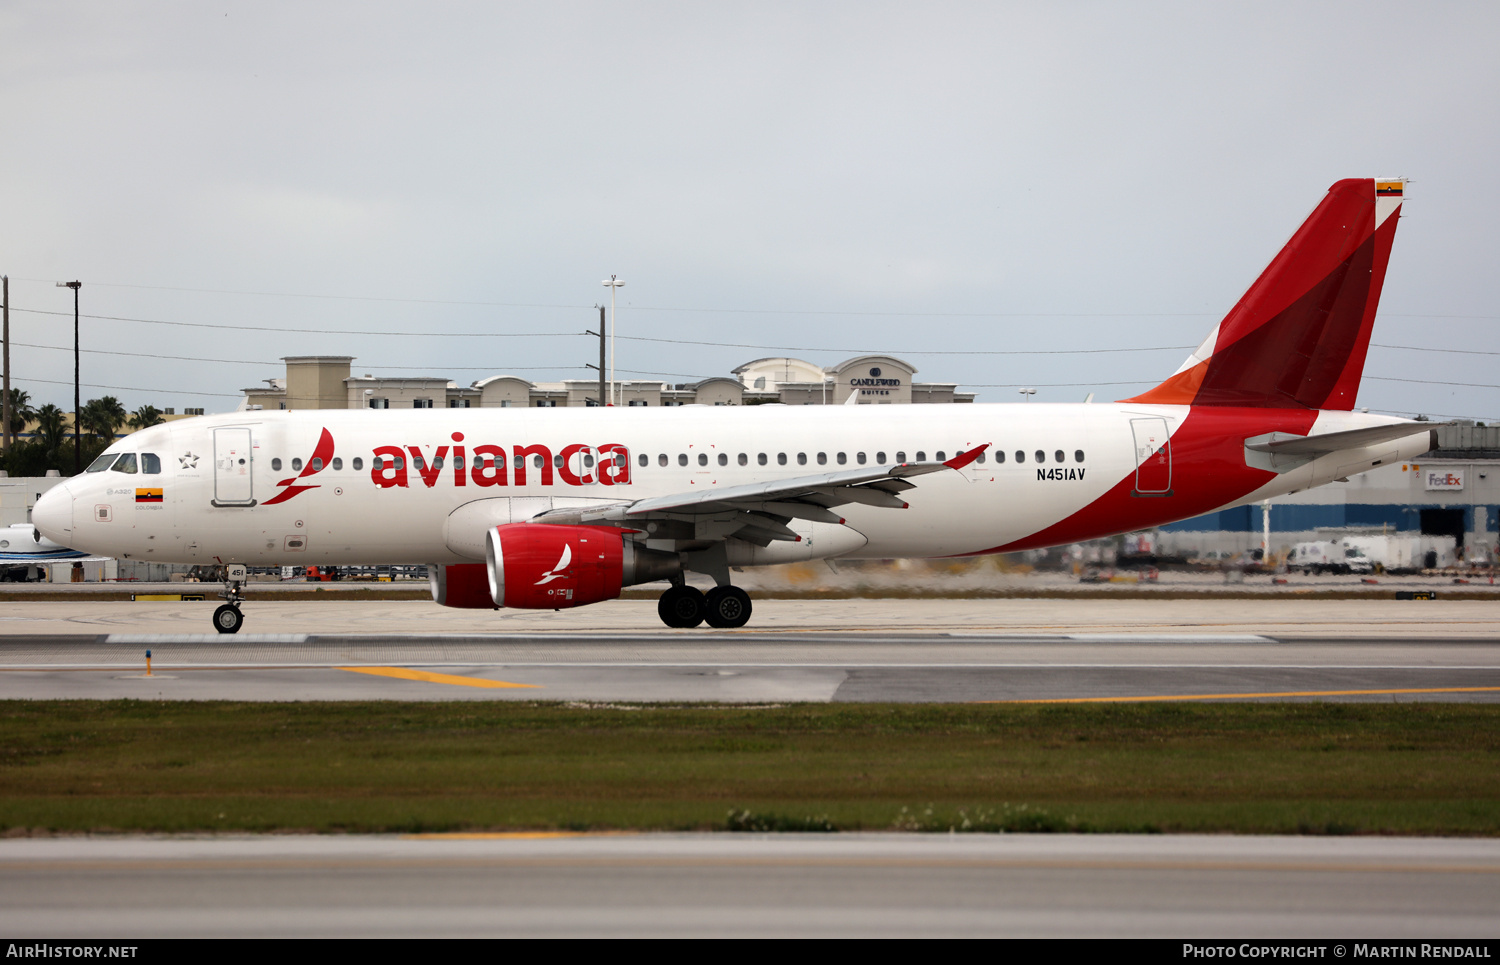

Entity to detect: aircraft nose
[31,483,73,544]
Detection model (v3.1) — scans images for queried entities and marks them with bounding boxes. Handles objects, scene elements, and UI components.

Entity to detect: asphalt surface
[0,631,1496,702]
[2,833,1497,938]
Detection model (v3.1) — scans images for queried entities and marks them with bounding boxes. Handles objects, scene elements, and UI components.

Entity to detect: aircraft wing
[0,551,107,563]
[532,444,990,545]
[1245,422,1444,456]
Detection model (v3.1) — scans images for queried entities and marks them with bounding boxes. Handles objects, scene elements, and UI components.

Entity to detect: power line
[1371,342,1500,357]
[7,307,1194,354]
[16,376,242,398]
[1365,376,1500,390]
[2,340,585,371]
[9,307,581,338]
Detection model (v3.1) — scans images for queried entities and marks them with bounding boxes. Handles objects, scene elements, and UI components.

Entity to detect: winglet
[944,443,990,470]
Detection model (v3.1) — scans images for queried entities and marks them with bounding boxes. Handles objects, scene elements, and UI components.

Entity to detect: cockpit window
[86,454,117,473]
[141,453,161,474]
[110,453,138,474]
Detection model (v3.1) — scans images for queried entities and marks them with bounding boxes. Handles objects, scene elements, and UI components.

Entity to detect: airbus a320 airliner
[34,178,1434,633]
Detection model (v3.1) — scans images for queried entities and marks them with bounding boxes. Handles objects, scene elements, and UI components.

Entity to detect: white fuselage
[33,403,1427,567]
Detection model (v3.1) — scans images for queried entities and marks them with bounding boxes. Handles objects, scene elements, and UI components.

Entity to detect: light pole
[601,276,624,405]
[1018,387,1036,403]
[57,281,81,473]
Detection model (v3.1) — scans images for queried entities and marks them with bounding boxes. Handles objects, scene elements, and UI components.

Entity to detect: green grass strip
[2,700,1497,835]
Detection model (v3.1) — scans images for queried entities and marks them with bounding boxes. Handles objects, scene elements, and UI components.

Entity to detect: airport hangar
[0,354,1495,576]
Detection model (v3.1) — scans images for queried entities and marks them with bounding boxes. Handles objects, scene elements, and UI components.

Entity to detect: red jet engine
[486,523,621,609]
[483,523,680,610]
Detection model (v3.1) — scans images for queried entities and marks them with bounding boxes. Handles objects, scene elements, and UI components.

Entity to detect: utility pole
[597,305,606,407]
[2,275,9,456]
[601,276,624,405]
[57,281,81,473]
[585,305,607,406]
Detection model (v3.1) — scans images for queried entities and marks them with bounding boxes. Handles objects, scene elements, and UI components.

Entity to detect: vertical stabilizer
[1126,178,1403,409]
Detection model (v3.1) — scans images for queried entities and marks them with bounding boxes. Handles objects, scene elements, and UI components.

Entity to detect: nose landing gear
[212,603,243,634]
[656,582,752,629]
[214,563,247,635]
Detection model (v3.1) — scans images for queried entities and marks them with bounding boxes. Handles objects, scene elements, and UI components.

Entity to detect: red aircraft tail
[1126,178,1404,410]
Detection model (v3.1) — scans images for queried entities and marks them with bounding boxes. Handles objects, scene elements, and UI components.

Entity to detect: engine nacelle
[430,562,495,609]
[484,523,680,609]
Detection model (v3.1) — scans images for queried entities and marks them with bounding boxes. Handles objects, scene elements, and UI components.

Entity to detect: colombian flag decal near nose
[135,488,164,503]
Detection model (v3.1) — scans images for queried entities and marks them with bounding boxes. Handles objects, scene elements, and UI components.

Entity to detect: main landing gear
[657,583,752,629]
[214,564,248,635]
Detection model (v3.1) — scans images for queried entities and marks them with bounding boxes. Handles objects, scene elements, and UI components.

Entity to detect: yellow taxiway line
[987,685,1500,704]
[339,666,540,689]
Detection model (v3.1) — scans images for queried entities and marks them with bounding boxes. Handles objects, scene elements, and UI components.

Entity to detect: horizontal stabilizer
[1245,422,1442,456]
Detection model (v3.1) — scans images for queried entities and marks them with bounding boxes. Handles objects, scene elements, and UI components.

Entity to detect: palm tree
[80,396,127,442]
[33,404,66,452]
[128,404,165,430]
[4,388,35,438]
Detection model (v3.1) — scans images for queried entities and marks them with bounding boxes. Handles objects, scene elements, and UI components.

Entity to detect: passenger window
[615,453,627,468]
[777,453,787,465]
[271,458,283,472]
[1014,451,1024,464]
[895,452,906,463]
[757,453,768,466]
[413,456,427,470]
[353,457,363,471]
[817,453,827,465]
[1075,450,1085,462]
[678,453,688,466]
[659,454,668,467]
[331,457,342,471]
[639,453,648,467]
[373,456,383,470]
[1055,450,1064,463]
[837,453,847,465]
[111,453,138,474]
[995,450,1005,464]
[534,455,545,469]
[86,454,117,472]
[311,458,324,472]
[856,452,867,465]
[738,453,747,466]
[553,455,562,468]
[876,452,886,464]
[395,457,405,470]
[975,451,985,464]
[936,451,946,462]
[1035,450,1045,464]
[915,451,926,462]
[584,454,595,468]
[141,453,161,474]
[698,453,708,466]
[718,453,727,466]
[292,458,303,471]
[797,453,807,465]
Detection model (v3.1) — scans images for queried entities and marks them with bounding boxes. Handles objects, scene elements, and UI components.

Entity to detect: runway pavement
[0,597,1497,701]
[2,833,1498,938]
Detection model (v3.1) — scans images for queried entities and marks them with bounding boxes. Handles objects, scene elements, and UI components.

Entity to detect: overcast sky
[2,1,1497,419]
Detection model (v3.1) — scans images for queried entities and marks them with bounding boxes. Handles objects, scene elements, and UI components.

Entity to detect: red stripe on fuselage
[970,406,1319,554]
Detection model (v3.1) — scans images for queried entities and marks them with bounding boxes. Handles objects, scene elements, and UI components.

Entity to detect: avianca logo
[263,428,335,506]
[534,544,571,585]
[370,434,631,490]
[260,430,633,506]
